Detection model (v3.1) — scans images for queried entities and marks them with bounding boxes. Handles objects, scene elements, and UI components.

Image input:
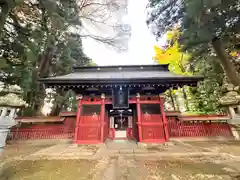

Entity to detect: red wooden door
[77,105,102,143]
[140,104,166,143]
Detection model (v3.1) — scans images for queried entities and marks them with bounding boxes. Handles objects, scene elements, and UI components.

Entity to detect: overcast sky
[82,0,157,66]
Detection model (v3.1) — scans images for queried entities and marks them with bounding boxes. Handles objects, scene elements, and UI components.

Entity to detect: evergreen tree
[0,0,91,115]
[148,0,240,85]
[148,0,239,113]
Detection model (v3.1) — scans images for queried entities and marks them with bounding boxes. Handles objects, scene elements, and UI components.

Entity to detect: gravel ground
[1,140,240,179]
[0,155,239,180]
[0,159,97,180]
[0,144,53,162]
[185,141,240,156]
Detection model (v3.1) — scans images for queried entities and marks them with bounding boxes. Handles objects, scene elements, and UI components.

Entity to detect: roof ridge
[73,64,170,72]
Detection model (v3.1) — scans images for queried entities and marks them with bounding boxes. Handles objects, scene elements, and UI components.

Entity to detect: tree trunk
[173,90,180,111]
[50,90,69,116]
[26,44,55,115]
[182,86,189,111]
[0,1,15,37]
[169,88,176,110]
[212,37,240,85]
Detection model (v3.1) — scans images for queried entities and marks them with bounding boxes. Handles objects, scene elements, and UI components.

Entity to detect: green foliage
[191,57,225,113]
[0,0,91,115]
[148,0,240,113]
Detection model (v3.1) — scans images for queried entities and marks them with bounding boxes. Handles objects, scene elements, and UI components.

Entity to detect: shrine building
[40,64,204,144]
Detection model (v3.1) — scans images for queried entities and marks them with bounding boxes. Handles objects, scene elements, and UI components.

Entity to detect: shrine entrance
[72,95,169,144]
[108,108,135,140]
[41,64,202,144]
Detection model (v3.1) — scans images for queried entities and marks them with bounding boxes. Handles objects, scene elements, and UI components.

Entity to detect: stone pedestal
[0,129,10,149]
[0,85,27,151]
[0,116,17,150]
[230,125,240,140]
[227,105,240,124]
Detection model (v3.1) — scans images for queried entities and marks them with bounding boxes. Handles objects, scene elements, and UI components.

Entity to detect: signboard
[112,86,129,109]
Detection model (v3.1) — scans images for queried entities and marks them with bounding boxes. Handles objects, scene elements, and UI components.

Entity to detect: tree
[154,30,192,112]
[0,0,88,115]
[153,29,225,113]
[153,30,191,75]
[148,0,240,85]
[0,0,127,115]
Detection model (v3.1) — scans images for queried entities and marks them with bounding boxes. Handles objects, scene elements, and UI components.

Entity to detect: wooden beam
[100,94,105,142]
[74,96,82,144]
[136,93,143,142]
[159,95,169,141]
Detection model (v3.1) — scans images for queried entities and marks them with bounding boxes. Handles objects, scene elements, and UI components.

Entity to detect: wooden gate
[141,113,165,142]
[75,104,102,144]
[140,104,166,142]
[131,96,168,143]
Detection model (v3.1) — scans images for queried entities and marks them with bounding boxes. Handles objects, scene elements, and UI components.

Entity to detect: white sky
[82,0,158,66]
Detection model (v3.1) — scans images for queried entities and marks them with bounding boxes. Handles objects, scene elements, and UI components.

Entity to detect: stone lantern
[219,84,240,124]
[0,85,27,152]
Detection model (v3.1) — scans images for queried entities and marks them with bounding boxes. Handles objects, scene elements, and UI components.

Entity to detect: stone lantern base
[0,129,10,151]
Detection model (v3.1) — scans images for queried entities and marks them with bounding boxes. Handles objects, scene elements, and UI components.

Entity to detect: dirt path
[90,155,148,180]
[1,153,240,179]
[2,140,240,179]
[84,154,240,180]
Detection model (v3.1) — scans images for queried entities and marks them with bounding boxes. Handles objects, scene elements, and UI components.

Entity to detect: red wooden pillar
[100,93,105,142]
[159,95,169,141]
[136,93,143,142]
[74,95,83,144]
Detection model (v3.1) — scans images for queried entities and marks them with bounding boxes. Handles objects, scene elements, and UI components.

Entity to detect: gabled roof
[40,64,203,86]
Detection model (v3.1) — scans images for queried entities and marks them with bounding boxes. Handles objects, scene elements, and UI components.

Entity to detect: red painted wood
[103,111,108,141]
[167,116,233,137]
[100,98,105,142]
[81,97,112,105]
[76,98,103,144]
[78,126,101,142]
[141,114,162,123]
[108,128,115,139]
[129,96,160,104]
[8,117,75,141]
[160,97,169,141]
[77,115,102,143]
[127,128,133,139]
[136,96,143,142]
[140,113,166,142]
[129,99,137,104]
[74,99,82,143]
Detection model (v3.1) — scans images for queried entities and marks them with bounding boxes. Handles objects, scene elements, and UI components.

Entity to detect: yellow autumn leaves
[153,30,191,75]
[153,30,239,74]
[230,51,238,57]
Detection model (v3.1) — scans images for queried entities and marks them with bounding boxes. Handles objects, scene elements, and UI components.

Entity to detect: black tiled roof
[40,64,203,85]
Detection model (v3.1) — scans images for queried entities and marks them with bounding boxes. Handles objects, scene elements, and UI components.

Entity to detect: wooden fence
[7,117,75,141]
[7,113,233,142]
[167,115,233,138]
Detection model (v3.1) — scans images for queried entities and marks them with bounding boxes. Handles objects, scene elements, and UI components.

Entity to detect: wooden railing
[7,117,75,141]
[7,112,234,142]
[8,127,74,140]
[167,115,233,138]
